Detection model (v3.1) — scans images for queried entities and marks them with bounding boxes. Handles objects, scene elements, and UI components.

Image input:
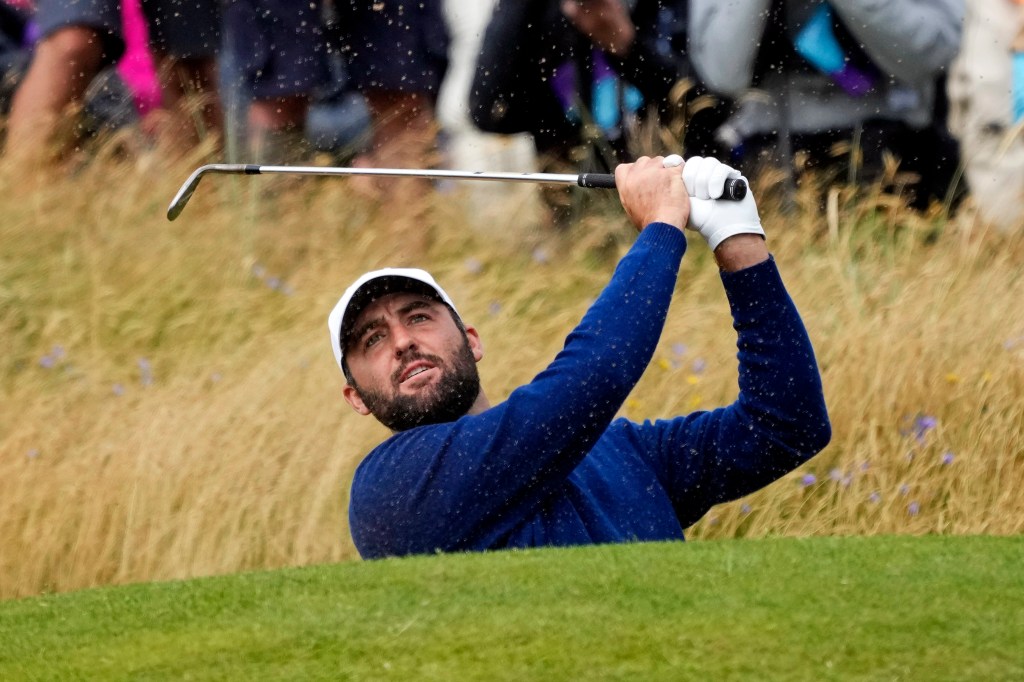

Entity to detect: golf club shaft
[166,163,747,221]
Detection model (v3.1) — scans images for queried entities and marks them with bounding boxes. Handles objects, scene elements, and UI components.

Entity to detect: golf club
[166,163,747,221]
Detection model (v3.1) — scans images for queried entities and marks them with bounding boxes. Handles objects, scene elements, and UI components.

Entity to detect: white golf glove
[663,154,765,251]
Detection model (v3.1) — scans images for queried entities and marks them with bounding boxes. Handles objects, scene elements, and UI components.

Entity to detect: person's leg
[141,0,222,153]
[247,94,310,162]
[356,88,435,166]
[222,0,327,162]
[5,0,123,164]
[150,54,221,148]
[5,27,103,162]
[346,89,440,198]
[340,0,449,196]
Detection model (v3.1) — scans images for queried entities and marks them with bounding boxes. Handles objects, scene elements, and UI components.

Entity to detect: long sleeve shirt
[349,224,831,559]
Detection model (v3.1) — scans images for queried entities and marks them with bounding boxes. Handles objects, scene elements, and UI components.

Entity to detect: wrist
[713,233,769,272]
[648,192,690,231]
[647,210,687,232]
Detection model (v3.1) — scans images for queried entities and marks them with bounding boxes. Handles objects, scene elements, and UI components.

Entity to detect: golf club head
[166,167,206,221]
[167,164,255,221]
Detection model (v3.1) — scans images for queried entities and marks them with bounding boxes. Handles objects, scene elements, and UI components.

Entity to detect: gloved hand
[663,154,766,251]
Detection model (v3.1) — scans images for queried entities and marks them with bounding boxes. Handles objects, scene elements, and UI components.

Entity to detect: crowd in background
[0,0,1021,230]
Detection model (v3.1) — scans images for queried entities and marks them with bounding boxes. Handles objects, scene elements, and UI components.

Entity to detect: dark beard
[354,340,481,432]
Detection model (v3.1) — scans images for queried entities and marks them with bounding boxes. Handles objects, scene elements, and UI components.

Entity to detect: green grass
[2,535,1022,680]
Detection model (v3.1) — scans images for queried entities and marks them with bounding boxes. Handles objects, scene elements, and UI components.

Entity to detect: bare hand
[614,156,690,231]
[561,0,636,57]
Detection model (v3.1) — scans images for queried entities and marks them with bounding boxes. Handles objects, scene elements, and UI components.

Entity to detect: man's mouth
[398,361,436,385]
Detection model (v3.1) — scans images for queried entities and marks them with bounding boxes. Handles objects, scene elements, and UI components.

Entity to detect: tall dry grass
[1,147,1022,600]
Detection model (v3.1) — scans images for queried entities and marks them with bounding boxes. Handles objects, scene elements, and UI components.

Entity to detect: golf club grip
[578,173,748,201]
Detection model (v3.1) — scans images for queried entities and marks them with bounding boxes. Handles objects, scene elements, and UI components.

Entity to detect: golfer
[329,155,831,559]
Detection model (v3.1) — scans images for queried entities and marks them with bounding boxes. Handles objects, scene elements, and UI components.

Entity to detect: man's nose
[391,325,417,356]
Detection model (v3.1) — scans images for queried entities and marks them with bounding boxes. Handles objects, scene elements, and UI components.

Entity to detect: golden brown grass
[1,148,1022,600]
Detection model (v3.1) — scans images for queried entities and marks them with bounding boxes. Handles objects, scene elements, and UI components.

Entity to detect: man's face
[342,292,483,432]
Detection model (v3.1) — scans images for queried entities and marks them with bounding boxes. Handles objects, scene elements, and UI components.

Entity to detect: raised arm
[630,257,831,526]
[627,157,828,524]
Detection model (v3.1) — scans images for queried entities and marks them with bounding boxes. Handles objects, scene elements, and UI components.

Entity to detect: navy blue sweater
[349,223,831,559]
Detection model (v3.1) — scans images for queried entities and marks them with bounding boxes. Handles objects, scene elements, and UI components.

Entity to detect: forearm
[699,258,830,507]
[725,258,831,459]
[631,257,830,526]
[830,0,964,82]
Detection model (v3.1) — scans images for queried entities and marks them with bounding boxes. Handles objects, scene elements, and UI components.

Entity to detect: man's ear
[465,325,484,362]
[343,384,372,416]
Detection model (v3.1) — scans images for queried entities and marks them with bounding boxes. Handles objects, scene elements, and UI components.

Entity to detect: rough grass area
[1,152,1023,599]
[1,536,1022,680]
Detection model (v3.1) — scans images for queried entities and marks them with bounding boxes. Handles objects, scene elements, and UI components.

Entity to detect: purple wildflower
[39,345,66,368]
[464,257,483,274]
[913,415,938,443]
[800,473,817,487]
[899,484,910,496]
[488,301,502,316]
[112,383,125,396]
[531,247,550,264]
[266,277,281,291]
[908,501,920,516]
[740,503,752,514]
[252,263,267,278]
[672,342,687,357]
[27,448,39,459]
[941,451,955,466]
[692,358,707,374]
[869,491,881,504]
[138,358,153,386]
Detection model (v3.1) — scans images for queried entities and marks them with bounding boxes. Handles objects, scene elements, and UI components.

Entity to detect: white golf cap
[328,268,461,372]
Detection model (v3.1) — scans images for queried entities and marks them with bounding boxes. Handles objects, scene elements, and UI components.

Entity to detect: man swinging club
[328,154,831,559]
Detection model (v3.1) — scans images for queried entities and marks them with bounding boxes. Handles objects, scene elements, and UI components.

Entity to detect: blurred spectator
[947,0,1024,231]
[3,0,221,166]
[223,0,331,163]
[331,0,449,196]
[470,0,729,171]
[0,1,31,114]
[223,0,448,193]
[434,0,540,226]
[116,0,159,120]
[688,0,964,210]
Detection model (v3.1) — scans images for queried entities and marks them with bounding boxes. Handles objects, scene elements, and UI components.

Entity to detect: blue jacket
[349,224,831,559]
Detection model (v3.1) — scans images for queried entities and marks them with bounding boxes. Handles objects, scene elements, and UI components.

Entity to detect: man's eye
[365,331,384,348]
[410,313,429,323]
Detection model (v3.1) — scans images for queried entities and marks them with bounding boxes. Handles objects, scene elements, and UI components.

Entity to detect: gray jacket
[688,0,964,141]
